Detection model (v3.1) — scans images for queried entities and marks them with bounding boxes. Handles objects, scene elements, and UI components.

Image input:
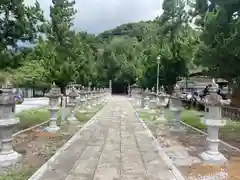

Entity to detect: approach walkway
[29,96,176,180]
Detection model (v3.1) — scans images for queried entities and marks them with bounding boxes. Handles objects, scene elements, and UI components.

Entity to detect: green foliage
[0,0,44,70]
[191,1,240,88]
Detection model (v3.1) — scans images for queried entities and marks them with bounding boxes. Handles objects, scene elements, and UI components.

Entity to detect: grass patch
[0,168,35,180]
[178,109,240,137]
[139,111,158,121]
[75,104,103,122]
[180,110,206,130]
[16,107,72,129]
[16,109,50,129]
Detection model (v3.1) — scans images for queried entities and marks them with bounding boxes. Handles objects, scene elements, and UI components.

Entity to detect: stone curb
[28,102,108,180]
[134,111,185,180]
[13,120,50,137]
[180,121,240,152]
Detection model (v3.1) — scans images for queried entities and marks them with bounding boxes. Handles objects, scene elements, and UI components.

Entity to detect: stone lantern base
[0,151,22,168]
[45,122,60,133]
[157,105,166,121]
[169,109,185,132]
[68,104,77,121]
[200,151,227,165]
[0,118,22,167]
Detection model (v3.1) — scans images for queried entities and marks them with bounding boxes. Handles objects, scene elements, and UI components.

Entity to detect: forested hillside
[1,0,240,98]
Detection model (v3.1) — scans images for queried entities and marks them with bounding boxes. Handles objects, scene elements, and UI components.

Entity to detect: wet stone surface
[33,96,176,180]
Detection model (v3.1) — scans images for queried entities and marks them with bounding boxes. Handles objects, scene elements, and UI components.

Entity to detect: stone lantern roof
[45,83,61,98]
[68,87,78,97]
[205,92,222,106]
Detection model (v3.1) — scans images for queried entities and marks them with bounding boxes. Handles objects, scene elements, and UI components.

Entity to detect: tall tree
[0,0,44,69]
[44,0,77,94]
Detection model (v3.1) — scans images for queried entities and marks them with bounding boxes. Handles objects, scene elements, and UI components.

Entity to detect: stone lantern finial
[151,86,155,93]
[172,84,182,98]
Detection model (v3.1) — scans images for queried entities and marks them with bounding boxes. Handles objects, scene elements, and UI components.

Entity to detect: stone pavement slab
[29,96,177,180]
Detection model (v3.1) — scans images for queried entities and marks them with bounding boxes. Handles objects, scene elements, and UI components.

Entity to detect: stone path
[30,96,176,180]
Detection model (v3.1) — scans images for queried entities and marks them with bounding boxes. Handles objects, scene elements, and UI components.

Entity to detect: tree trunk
[230,87,240,107]
[165,85,174,95]
[60,87,66,106]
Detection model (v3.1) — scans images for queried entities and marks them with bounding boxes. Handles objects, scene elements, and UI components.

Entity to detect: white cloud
[24,0,162,34]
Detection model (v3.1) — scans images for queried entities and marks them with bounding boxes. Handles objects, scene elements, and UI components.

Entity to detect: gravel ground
[0,120,84,180]
[143,119,240,180]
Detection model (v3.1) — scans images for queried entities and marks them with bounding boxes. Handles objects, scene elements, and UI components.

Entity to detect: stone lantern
[157,93,169,121]
[67,87,78,121]
[92,87,97,106]
[86,86,92,109]
[0,81,22,167]
[169,85,184,131]
[79,89,86,113]
[144,88,150,110]
[45,83,61,132]
[200,91,227,165]
[149,87,157,113]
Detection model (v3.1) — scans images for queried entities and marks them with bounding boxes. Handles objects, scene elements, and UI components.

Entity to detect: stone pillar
[0,82,22,167]
[45,84,61,133]
[67,87,78,121]
[200,91,227,165]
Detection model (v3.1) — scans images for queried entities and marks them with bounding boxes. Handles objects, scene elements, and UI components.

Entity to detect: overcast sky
[24,0,162,34]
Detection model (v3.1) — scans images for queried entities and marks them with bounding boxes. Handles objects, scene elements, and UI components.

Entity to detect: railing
[221,105,240,121]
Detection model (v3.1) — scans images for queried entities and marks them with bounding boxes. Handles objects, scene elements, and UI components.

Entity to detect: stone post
[67,87,78,121]
[200,91,227,165]
[45,84,61,133]
[0,82,22,167]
